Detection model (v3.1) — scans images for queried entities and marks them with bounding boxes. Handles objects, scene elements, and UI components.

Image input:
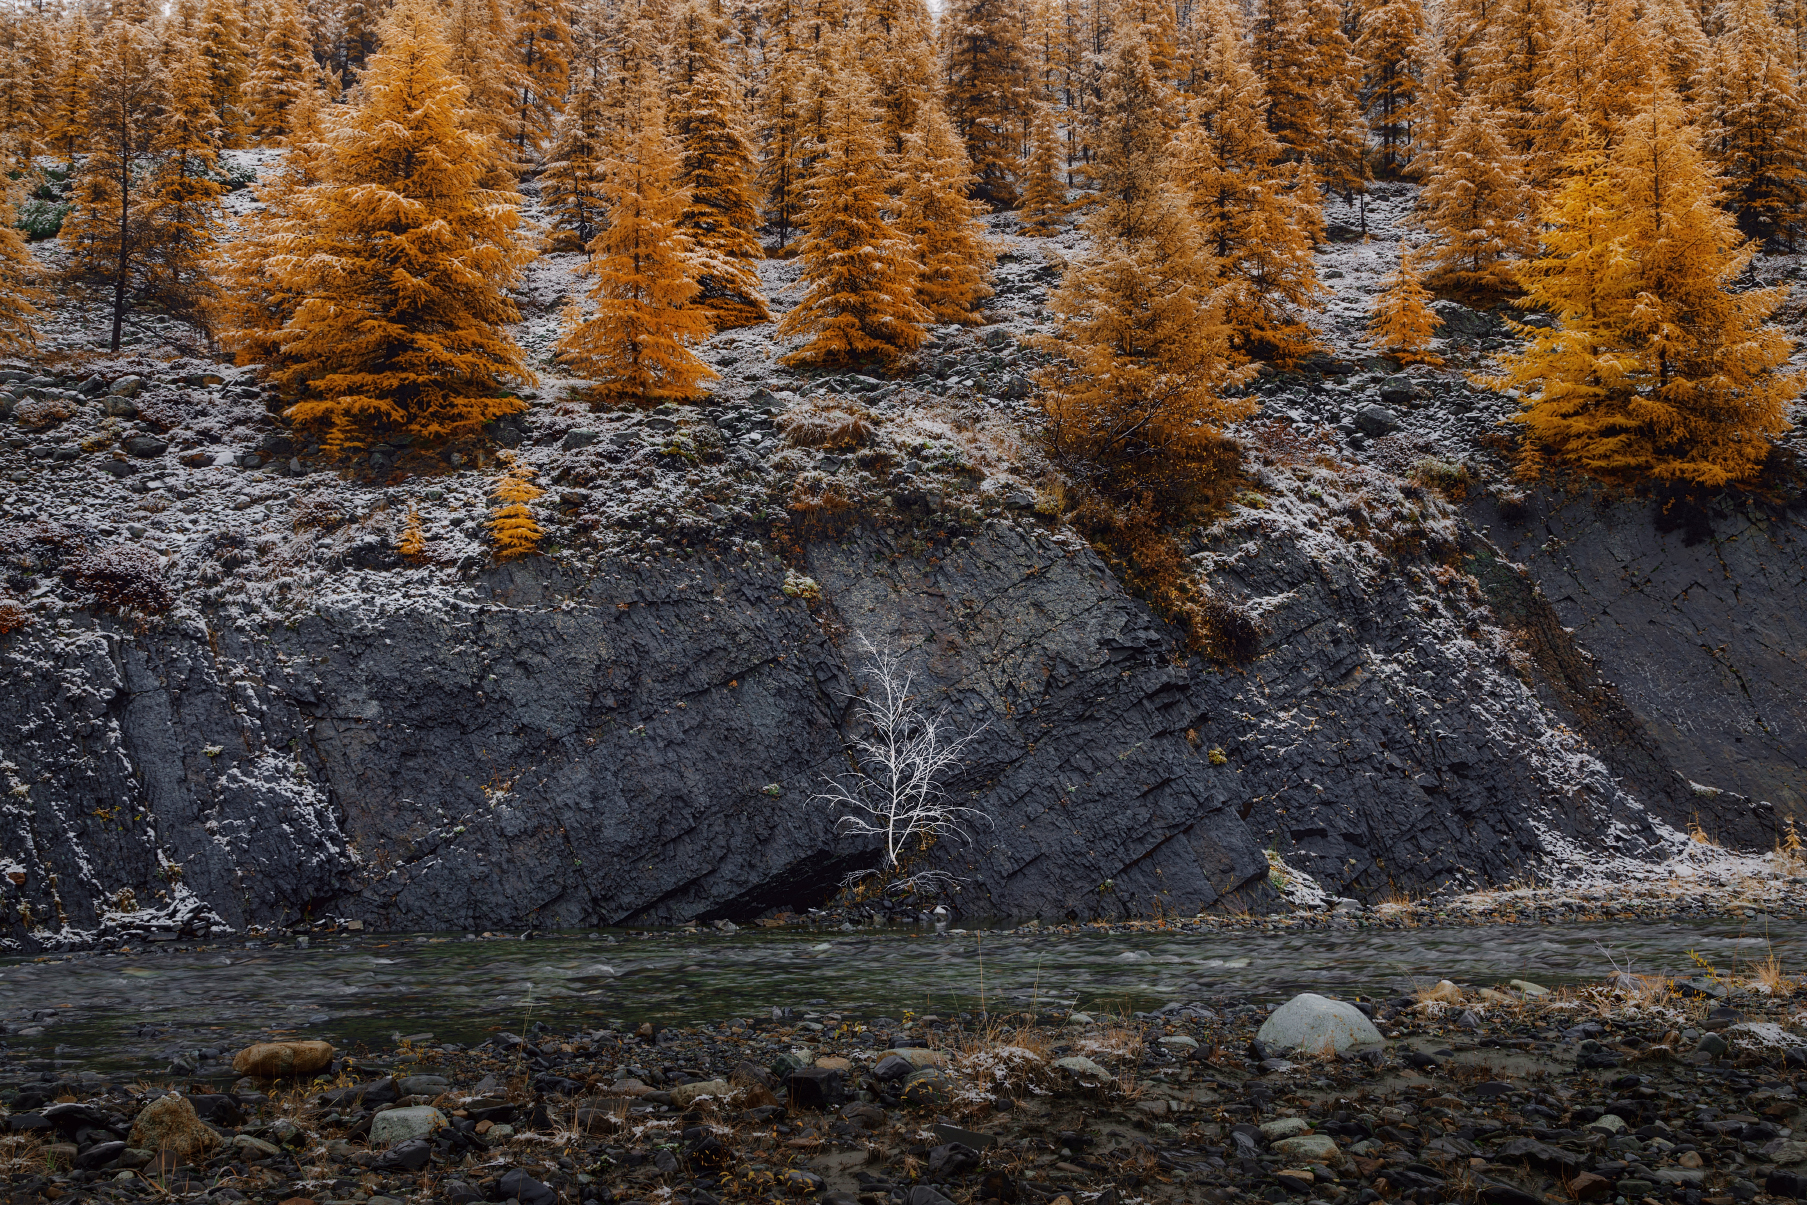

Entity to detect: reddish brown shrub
[0,600,30,633]
[61,545,172,616]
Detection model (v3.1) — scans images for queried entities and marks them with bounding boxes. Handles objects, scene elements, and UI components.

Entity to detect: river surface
[1,917,1796,1079]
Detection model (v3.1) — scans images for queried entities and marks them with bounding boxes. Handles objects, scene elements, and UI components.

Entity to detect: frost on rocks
[0,154,1797,946]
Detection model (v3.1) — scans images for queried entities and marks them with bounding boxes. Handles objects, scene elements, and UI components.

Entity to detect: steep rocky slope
[2,180,1802,952]
[3,447,1771,951]
[1481,488,1806,825]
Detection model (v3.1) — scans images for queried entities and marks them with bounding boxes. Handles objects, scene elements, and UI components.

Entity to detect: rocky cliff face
[1478,488,1806,832]
[7,455,1780,951]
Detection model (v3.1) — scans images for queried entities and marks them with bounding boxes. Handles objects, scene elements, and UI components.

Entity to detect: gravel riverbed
[4,957,1805,1205]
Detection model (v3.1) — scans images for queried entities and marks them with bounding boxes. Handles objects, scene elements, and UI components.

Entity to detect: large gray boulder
[1355,403,1401,436]
[1257,993,1383,1054]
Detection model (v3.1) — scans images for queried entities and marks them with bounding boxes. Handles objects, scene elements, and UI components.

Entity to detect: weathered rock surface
[0,482,1787,947]
[368,1106,446,1148]
[231,1039,334,1079]
[1478,487,1805,829]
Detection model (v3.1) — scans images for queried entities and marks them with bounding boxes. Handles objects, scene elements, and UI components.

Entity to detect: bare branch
[814,632,992,884]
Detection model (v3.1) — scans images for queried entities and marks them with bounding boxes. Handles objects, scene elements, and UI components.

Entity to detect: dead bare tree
[816,633,991,892]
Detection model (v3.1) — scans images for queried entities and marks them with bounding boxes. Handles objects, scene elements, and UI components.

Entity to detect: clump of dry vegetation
[778,398,874,450]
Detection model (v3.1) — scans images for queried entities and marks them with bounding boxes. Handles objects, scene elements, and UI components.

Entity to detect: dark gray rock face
[1181,468,1722,904]
[0,486,1779,948]
[0,523,1271,944]
[1480,488,1806,829]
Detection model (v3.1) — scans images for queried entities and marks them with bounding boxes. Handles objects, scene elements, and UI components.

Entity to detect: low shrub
[16,197,69,241]
[292,494,350,531]
[13,397,77,429]
[1411,457,1473,500]
[61,545,172,616]
[778,400,873,450]
[787,472,860,541]
[0,599,30,633]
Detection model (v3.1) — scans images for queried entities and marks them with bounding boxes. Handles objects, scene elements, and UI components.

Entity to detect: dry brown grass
[12,396,76,429]
[778,399,874,450]
[1413,979,1464,1006]
[936,1014,1062,1118]
[292,494,350,531]
[1744,951,1790,995]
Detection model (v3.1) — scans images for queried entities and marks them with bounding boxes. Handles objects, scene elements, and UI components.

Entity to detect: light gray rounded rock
[369,1105,447,1148]
[1256,992,1383,1055]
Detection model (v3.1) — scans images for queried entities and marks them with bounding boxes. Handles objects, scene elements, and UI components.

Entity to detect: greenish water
[0,916,1795,1078]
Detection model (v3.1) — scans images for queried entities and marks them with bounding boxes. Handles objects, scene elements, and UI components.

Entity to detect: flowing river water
[1,916,1797,1079]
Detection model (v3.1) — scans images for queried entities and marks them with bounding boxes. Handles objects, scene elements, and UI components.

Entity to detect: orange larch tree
[256,0,535,452]
[1496,86,1798,489]
[896,100,994,325]
[556,70,718,404]
[777,34,930,367]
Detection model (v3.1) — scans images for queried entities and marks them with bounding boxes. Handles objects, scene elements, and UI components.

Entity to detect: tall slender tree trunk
[111,139,129,352]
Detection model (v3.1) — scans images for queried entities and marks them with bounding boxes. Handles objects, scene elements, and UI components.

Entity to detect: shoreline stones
[231,1039,335,1079]
[127,1093,219,1162]
[368,1104,447,1147]
[1256,992,1385,1054]
[5,974,1804,1205]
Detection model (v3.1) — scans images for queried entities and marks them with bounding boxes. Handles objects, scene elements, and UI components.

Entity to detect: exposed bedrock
[1474,487,1806,831]
[1,491,1790,949]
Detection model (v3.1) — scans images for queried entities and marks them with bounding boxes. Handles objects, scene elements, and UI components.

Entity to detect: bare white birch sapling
[817,634,990,889]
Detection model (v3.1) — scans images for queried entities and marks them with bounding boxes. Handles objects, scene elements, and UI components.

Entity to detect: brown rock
[130,1094,221,1163]
[232,1040,335,1079]
[1567,1172,1614,1200]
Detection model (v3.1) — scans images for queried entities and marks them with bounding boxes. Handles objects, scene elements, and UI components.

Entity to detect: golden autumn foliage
[245,0,317,143]
[0,187,40,354]
[1369,245,1443,363]
[1018,98,1066,236]
[490,456,544,560]
[1036,32,1249,514]
[1418,95,1535,296]
[62,21,173,353]
[777,35,930,368]
[1176,3,1323,365]
[1696,0,1807,247]
[443,0,518,179]
[670,1,770,328]
[140,38,226,329]
[896,101,995,325]
[1495,86,1798,489]
[398,506,427,558]
[217,80,331,365]
[251,0,534,452]
[556,72,718,405]
[542,70,609,252]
